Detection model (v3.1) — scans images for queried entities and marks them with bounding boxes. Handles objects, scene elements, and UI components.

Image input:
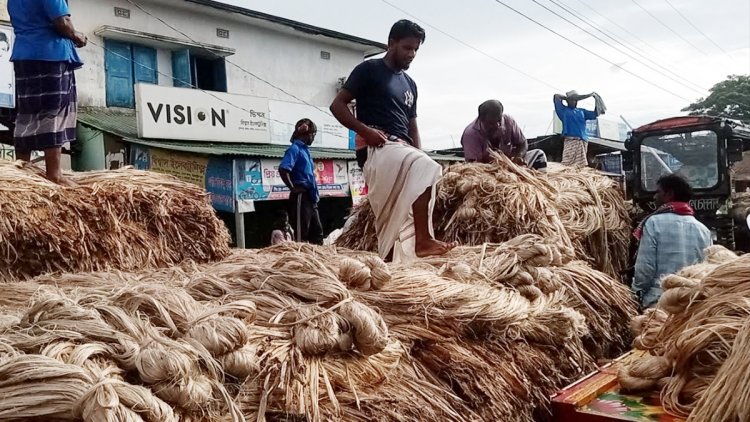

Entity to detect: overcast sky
[223,0,750,150]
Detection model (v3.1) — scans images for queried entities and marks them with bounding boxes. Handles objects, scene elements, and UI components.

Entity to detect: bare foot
[47,173,77,187]
[415,238,458,258]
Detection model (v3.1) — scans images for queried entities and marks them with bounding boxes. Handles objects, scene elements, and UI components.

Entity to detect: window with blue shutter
[172,50,227,93]
[105,40,158,108]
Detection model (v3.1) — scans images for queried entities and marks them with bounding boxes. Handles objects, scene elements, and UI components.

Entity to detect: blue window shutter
[172,49,192,88]
[105,40,134,108]
[133,45,158,85]
[213,58,227,93]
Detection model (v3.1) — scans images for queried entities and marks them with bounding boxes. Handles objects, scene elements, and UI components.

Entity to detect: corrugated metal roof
[78,107,461,161]
[78,107,139,139]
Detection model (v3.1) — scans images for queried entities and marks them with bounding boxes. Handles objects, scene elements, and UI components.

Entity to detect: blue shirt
[554,97,597,140]
[343,58,418,143]
[8,0,83,66]
[633,214,712,309]
[280,140,319,204]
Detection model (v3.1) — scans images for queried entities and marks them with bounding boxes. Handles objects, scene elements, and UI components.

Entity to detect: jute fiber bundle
[336,153,631,278]
[0,161,231,281]
[619,246,750,420]
[419,235,637,357]
[0,287,245,421]
[0,236,637,421]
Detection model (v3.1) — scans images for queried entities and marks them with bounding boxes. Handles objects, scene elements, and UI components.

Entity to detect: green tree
[682,74,750,123]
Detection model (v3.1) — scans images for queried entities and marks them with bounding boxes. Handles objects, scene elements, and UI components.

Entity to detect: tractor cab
[624,116,750,248]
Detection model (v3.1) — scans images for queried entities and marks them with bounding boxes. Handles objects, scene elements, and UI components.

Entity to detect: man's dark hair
[478,100,504,119]
[657,174,693,202]
[389,20,426,43]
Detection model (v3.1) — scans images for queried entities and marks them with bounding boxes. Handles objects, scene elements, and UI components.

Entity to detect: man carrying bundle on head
[330,19,456,263]
[461,99,547,171]
[279,119,324,245]
[553,90,606,167]
[632,174,711,309]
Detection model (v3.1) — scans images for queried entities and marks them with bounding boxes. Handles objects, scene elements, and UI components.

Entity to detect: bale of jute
[0,161,230,281]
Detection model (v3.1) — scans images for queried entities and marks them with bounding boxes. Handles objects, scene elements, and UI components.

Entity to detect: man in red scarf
[632,174,711,309]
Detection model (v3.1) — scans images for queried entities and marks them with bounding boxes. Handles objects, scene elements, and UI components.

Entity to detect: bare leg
[43,147,73,186]
[15,150,31,162]
[413,187,457,257]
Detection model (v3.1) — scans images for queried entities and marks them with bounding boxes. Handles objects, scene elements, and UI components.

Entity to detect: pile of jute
[0,161,230,280]
[0,237,636,421]
[620,245,750,421]
[336,153,631,279]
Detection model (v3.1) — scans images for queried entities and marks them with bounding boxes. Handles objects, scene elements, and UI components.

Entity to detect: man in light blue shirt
[553,90,603,167]
[633,174,712,309]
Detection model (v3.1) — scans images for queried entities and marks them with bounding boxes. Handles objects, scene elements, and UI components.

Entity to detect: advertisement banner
[316,160,349,197]
[205,157,235,213]
[260,159,291,200]
[235,158,267,213]
[348,161,368,206]
[235,158,351,202]
[136,84,270,143]
[268,100,351,149]
[0,25,14,108]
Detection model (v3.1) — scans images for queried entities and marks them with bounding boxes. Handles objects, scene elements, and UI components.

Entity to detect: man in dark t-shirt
[330,20,456,261]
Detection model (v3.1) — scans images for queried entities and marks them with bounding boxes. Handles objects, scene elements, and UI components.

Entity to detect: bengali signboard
[268,100,351,149]
[131,146,235,212]
[150,149,208,186]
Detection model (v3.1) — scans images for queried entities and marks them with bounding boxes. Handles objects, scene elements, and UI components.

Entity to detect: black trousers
[290,192,324,245]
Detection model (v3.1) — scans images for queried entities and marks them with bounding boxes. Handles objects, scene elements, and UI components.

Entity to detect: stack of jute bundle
[0,161,231,280]
[336,153,631,278]
[620,245,750,421]
[0,236,636,421]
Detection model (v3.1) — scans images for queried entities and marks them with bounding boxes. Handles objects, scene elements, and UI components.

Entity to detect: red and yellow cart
[551,351,685,422]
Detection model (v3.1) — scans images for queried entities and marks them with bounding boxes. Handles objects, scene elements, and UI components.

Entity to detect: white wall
[70,0,369,108]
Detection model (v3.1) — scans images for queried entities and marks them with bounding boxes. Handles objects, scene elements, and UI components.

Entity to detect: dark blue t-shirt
[343,58,418,143]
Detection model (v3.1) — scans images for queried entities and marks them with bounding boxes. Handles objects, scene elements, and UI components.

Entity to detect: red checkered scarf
[633,202,694,240]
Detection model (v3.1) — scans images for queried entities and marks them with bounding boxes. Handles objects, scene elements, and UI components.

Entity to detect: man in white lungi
[330,20,456,263]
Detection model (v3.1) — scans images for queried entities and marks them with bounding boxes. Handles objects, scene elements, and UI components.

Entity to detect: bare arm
[330,89,387,147]
[409,117,422,150]
[53,16,86,47]
[330,89,368,134]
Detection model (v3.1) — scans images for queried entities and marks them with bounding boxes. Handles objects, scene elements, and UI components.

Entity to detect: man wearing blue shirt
[279,119,324,245]
[8,0,87,184]
[633,174,712,309]
[553,90,604,167]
